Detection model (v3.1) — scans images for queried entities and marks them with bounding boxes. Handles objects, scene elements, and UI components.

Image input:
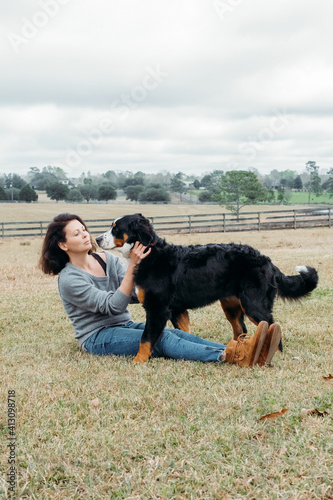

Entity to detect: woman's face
[60,219,92,254]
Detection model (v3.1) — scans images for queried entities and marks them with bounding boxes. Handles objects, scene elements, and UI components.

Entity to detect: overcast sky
[1,0,333,178]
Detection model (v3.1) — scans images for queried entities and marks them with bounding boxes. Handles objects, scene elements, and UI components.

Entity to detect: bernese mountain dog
[96,213,318,363]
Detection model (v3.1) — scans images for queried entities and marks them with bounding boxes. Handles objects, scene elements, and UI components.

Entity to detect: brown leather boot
[224,321,268,367]
[258,323,282,366]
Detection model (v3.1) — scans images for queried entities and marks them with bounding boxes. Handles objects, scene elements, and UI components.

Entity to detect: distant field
[1,227,332,498]
[287,191,332,204]
[0,196,332,224]
[0,200,225,223]
[189,190,332,205]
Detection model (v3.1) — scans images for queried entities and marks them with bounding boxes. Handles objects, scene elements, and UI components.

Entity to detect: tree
[125,185,145,202]
[123,172,146,188]
[148,171,171,189]
[322,167,333,198]
[200,170,223,194]
[277,186,286,204]
[66,188,84,203]
[19,184,38,202]
[79,184,98,203]
[264,169,294,190]
[200,174,213,189]
[266,189,275,203]
[27,167,40,178]
[215,170,267,220]
[279,170,296,189]
[4,173,26,190]
[98,184,117,203]
[198,191,213,203]
[28,166,69,190]
[198,170,223,200]
[6,187,20,201]
[29,171,58,190]
[117,172,132,189]
[0,186,8,200]
[28,167,59,190]
[43,165,67,179]
[305,161,321,203]
[46,182,70,202]
[133,171,146,185]
[139,187,170,203]
[293,175,303,190]
[102,170,118,187]
[262,169,282,189]
[170,172,186,200]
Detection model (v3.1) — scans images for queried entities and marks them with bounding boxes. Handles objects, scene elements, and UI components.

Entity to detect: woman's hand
[129,241,151,266]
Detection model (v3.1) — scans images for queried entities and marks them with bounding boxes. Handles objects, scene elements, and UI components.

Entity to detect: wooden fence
[1,208,332,238]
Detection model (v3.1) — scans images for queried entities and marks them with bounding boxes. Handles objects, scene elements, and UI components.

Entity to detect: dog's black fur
[96,214,318,362]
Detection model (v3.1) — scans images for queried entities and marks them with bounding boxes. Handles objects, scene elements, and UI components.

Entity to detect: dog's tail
[276,265,318,300]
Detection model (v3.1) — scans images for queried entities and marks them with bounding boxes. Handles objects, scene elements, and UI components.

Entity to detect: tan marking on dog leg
[220,297,245,340]
[176,311,191,332]
[133,342,152,363]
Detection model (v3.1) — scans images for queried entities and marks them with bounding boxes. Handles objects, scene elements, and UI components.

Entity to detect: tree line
[1,163,332,219]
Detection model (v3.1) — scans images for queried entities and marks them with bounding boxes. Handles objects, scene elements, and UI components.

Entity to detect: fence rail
[1,208,332,238]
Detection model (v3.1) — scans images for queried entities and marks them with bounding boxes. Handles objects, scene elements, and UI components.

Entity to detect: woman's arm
[58,242,151,316]
[118,242,151,296]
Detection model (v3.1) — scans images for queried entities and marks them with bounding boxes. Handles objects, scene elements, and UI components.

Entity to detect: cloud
[1,0,333,177]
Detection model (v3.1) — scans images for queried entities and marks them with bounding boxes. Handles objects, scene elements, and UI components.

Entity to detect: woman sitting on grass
[39,213,282,367]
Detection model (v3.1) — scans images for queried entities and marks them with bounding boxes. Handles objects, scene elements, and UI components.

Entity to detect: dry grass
[0,200,225,223]
[1,199,329,223]
[0,226,332,499]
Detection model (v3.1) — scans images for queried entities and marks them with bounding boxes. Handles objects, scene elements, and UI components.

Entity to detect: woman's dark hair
[39,213,97,275]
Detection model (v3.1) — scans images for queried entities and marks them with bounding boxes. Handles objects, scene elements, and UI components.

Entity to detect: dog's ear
[129,215,154,246]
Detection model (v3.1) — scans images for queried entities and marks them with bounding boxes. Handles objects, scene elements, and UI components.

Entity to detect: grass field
[284,192,332,204]
[1,197,332,225]
[1,223,333,499]
[0,200,227,224]
[188,191,332,206]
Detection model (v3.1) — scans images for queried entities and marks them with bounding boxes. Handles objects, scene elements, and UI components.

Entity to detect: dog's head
[96,213,156,257]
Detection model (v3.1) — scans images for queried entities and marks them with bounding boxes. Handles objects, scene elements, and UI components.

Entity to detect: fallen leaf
[301,408,328,417]
[259,408,288,421]
[323,374,333,380]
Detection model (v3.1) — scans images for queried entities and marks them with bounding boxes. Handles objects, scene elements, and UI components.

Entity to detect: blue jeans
[83,321,227,362]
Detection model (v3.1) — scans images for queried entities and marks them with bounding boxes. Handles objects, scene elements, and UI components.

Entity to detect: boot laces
[237,334,251,343]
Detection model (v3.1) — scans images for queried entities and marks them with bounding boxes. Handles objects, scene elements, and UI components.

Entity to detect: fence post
[40,222,43,237]
[258,212,261,231]
[1,222,3,238]
[223,213,226,232]
[294,210,297,229]
[189,215,192,233]
[329,209,331,228]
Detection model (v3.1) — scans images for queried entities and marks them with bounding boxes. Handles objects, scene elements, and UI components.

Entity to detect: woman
[39,213,282,367]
